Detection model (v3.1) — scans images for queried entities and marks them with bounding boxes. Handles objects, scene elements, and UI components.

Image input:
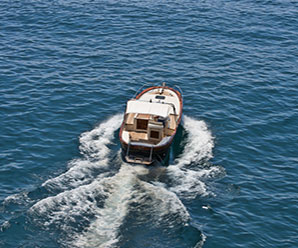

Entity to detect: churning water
[3,114,219,247]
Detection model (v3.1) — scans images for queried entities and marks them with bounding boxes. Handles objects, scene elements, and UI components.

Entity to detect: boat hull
[120,142,171,165]
[119,85,183,165]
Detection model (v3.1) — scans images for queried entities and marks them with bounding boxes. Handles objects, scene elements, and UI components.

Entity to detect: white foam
[71,163,191,247]
[42,158,110,191]
[79,114,122,159]
[168,166,223,198]
[3,191,30,205]
[167,115,223,198]
[175,115,214,167]
[30,176,108,230]
[139,180,190,225]
[0,221,10,232]
[194,233,207,248]
[28,114,146,247]
[31,161,192,248]
[72,163,148,248]
[42,114,122,191]
[30,162,148,247]
[29,114,220,247]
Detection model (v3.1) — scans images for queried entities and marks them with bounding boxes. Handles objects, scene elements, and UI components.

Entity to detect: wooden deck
[130,131,148,141]
[124,112,178,143]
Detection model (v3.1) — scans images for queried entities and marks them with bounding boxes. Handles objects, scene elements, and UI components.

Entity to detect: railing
[133,82,155,99]
[133,82,183,99]
[125,145,154,165]
[173,84,183,99]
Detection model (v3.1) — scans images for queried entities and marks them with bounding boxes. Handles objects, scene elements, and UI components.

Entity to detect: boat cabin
[123,100,177,145]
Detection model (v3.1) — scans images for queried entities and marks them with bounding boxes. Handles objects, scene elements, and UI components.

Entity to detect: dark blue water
[1,0,298,247]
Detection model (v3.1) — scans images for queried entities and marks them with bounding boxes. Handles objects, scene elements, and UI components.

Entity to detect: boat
[119,83,183,165]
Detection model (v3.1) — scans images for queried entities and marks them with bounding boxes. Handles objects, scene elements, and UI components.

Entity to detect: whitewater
[23,114,224,247]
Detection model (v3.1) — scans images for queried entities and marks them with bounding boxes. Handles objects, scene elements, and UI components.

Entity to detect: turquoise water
[1,0,298,247]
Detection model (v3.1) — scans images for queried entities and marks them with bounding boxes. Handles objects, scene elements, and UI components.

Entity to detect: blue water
[1,0,298,247]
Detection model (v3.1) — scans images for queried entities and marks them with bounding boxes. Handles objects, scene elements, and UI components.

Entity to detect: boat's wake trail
[28,114,224,248]
[41,114,123,191]
[167,115,224,199]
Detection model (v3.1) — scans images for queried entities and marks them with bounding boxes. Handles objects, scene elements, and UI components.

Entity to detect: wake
[28,114,224,247]
[167,115,224,198]
[41,114,123,191]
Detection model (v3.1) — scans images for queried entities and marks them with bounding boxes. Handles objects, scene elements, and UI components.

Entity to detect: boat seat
[126,113,135,125]
[168,114,177,130]
[148,122,163,130]
[130,131,148,141]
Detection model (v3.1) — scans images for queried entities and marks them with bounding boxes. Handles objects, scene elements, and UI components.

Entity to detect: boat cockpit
[122,100,178,145]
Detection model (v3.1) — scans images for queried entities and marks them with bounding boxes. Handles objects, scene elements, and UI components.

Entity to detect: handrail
[133,82,183,99]
[173,84,183,99]
[133,82,154,99]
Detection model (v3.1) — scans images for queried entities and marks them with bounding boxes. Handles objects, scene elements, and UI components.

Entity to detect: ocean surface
[1,0,297,247]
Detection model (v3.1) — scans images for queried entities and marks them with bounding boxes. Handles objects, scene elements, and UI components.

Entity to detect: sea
[0,0,297,247]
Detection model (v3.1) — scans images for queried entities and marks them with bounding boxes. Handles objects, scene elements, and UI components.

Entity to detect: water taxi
[119,83,183,165]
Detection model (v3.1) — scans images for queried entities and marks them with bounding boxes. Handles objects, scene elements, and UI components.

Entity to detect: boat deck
[120,84,183,165]
[123,112,177,145]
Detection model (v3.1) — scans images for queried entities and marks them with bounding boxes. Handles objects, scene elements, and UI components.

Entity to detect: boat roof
[126,100,171,118]
[138,88,181,115]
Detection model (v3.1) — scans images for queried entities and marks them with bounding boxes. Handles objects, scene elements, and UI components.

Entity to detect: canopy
[126,100,170,118]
